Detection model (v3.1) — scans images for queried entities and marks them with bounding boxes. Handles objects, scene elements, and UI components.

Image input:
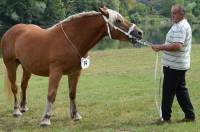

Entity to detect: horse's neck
[61,14,107,57]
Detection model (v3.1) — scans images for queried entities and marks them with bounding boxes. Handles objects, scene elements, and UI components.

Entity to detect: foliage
[175,0,185,6]
[1,0,200,28]
[0,0,200,51]
[150,0,175,17]
[192,0,200,17]
[41,0,66,27]
[0,0,66,29]
[64,0,121,16]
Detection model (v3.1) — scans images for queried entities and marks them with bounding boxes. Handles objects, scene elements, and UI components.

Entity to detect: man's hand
[151,43,182,52]
[151,44,162,52]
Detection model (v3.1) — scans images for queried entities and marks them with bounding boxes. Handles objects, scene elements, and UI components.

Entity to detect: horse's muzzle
[130,30,143,45]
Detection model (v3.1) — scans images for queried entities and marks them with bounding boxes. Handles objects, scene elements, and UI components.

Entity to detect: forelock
[107,9,124,24]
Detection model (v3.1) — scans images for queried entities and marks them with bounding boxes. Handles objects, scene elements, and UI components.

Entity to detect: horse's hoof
[20,106,29,113]
[13,109,22,117]
[73,113,82,121]
[40,118,51,126]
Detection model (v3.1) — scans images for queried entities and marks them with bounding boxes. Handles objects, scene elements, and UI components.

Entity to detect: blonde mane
[49,9,124,30]
[48,11,100,29]
[61,11,100,23]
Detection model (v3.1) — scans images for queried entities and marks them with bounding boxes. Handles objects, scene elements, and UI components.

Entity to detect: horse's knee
[47,91,56,103]
[11,85,18,94]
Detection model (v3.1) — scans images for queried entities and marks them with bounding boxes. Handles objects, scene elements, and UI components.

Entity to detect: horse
[1,6,143,126]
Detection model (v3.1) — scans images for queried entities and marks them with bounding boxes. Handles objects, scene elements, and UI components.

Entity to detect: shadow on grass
[1,108,196,132]
[0,109,41,131]
[0,111,158,131]
[0,109,76,131]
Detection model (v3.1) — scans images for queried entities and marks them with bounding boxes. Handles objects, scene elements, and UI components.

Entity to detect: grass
[0,45,200,132]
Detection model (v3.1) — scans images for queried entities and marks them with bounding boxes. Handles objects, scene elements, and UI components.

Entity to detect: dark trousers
[161,66,195,120]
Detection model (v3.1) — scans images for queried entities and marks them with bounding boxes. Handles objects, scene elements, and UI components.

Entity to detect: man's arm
[151,43,183,52]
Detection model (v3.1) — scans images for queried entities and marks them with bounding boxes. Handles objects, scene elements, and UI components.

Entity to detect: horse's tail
[1,31,13,101]
[1,24,26,101]
[4,65,12,101]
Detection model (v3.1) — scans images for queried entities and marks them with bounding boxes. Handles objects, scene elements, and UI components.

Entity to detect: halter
[102,9,136,39]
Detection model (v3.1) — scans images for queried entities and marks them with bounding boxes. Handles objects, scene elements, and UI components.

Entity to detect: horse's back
[1,24,51,75]
[1,24,25,61]
[1,24,44,59]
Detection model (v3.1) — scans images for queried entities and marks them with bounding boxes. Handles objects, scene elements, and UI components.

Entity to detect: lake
[141,21,200,44]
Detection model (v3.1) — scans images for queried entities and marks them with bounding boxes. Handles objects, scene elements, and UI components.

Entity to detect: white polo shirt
[162,19,192,70]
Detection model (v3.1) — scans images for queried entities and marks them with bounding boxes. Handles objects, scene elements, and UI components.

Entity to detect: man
[151,4,195,122]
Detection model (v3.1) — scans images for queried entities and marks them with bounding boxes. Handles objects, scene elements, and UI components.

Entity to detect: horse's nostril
[138,31,142,36]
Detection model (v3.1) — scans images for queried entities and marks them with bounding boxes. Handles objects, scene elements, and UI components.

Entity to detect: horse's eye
[115,19,121,24]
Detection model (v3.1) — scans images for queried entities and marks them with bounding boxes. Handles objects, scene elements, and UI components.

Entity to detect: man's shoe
[155,118,171,125]
[177,118,195,123]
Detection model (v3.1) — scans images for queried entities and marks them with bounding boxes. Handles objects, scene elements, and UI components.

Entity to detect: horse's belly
[15,32,51,76]
[19,58,50,76]
[14,27,80,76]
[15,45,50,76]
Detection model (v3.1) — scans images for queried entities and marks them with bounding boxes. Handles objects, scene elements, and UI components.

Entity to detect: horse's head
[99,6,143,45]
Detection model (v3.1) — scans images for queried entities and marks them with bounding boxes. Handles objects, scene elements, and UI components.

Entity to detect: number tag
[81,56,90,69]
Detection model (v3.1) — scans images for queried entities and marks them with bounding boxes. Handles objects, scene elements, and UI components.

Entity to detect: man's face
[171,7,183,23]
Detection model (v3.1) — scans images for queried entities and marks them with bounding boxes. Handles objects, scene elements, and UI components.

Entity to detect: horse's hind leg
[20,67,31,112]
[5,60,22,117]
[68,70,82,121]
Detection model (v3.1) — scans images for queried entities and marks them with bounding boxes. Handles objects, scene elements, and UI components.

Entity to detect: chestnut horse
[1,7,142,126]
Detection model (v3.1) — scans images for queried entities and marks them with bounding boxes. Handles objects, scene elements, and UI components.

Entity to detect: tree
[175,0,184,6]
[64,0,121,17]
[0,0,34,23]
[150,0,175,17]
[42,0,66,27]
[31,1,46,25]
[0,0,34,36]
[192,0,200,17]
[184,1,196,22]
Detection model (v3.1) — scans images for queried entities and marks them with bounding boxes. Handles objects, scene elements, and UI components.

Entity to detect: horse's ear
[99,7,109,18]
[103,5,108,10]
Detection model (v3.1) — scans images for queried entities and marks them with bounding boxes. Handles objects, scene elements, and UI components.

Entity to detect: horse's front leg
[40,69,62,126]
[68,70,82,121]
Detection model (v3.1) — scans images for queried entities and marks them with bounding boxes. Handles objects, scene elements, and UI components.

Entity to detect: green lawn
[0,45,199,132]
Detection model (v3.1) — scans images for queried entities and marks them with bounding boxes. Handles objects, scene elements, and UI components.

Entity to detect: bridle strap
[103,16,112,39]
[106,23,112,39]
[102,15,136,39]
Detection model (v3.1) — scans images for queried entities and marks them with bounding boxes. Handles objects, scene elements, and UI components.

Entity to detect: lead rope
[136,39,163,119]
[154,52,163,119]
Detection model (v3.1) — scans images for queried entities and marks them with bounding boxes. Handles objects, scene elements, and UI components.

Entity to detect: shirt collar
[174,18,186,25]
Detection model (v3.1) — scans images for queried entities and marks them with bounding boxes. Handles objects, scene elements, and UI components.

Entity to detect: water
[141,22,200,44]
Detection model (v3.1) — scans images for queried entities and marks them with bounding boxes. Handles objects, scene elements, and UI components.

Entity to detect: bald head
[172,5,185,16]
[171,5,185,23]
